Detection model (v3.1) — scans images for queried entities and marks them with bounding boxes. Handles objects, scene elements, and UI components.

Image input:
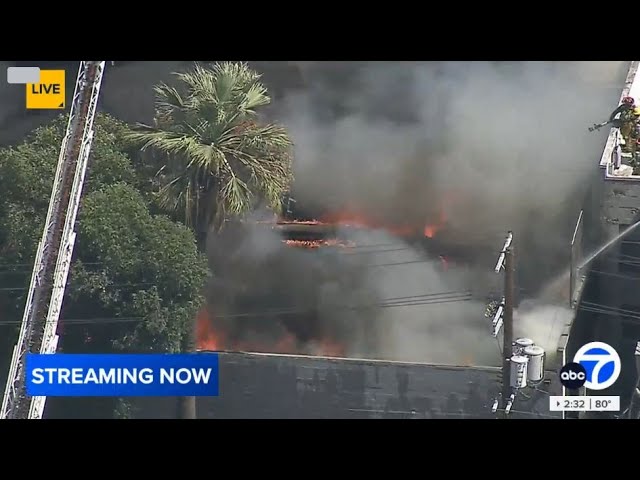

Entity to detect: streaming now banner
[25,353,219,397]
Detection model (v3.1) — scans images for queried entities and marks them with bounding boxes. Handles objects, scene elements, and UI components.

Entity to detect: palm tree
[126,62,294,419]
[127,62,294,243]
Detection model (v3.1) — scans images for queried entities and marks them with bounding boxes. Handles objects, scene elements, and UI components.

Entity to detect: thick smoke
[206,222,382,356]
[278,61,625,287]
[205,61,626,366]
[206,223,502,365]
[350,228,501,366]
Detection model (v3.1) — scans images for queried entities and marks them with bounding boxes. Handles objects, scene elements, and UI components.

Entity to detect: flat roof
[197,349,501,371]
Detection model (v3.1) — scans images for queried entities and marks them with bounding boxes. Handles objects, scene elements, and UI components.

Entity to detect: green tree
[0,114,208,418]
[126,62,294,241]
[126,62,294,419]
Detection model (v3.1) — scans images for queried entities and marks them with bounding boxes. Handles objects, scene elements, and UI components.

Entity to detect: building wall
[568,61,640,411]
[133,352,560,419]
[596,61,640,353]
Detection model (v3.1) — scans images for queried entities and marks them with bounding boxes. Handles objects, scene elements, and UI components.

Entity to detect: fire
[276,220,322,225]
[275,332,298,352]
[423,225,437,238]
[319,209,418,237]
[314,199,453,240]
[195,306,346,357]
[196,308,223,351]
[423,206,448,239]
[283,239,355,249]
[314,338,346,357]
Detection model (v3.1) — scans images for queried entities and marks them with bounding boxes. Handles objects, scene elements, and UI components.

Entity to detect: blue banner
[25,353,219,397]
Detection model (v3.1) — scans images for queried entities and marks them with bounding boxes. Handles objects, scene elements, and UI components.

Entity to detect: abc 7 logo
[559,341,622,390]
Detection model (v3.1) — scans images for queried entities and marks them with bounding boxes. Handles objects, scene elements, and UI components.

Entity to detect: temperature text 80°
[549,396,620,412]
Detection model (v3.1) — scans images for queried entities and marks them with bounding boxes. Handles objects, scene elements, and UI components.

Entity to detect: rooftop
[192,351,558,419]
[600,61,640,179]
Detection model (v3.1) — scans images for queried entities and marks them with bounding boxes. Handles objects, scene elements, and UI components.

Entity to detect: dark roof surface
[143,351,559,419]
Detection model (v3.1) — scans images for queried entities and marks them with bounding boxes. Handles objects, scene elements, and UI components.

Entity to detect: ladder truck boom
[0,61,106,420]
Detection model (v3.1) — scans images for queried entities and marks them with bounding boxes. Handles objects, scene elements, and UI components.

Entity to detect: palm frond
[126,61,294,232]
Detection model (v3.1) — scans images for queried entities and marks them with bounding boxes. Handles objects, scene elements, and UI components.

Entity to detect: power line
[581,300,640,316]
[576,299,640,326]
[0,256,448,276]
[340,247,414,255]
[589,269,640,281]
[578,303,640,325]
[578,306,640,325]
[0,297,472,326]
[204,292,473,319]
[0,243,412,271]
[366,258,450,268]
[600,255,640,265]
[0,289,474,327]
[601,254,640,263]
[0,233,511,273]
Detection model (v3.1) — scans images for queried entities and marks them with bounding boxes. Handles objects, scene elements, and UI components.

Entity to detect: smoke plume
[203,61,626,366]
[206,223,501,365]
[279,61,625,285]
[205,222,381,357]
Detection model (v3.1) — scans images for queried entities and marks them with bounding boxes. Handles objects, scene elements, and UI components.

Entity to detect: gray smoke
[349,228,500,366]
[278,61,624,280]
[206,61,626,366]
[206,222,501,365]
[206,222,382,355]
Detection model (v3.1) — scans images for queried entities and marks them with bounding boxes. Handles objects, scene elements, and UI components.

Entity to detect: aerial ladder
[0,61,106,419]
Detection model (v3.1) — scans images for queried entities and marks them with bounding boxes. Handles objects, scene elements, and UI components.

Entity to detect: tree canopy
[0,62,295,418]
[0,114,208,416]
[126,62,294,236]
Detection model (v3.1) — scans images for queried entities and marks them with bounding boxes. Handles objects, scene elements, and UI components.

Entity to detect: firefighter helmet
[622,96,635,105]
[634,107,640,116]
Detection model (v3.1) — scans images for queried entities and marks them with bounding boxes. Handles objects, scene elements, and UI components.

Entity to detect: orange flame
[423,205,448,238]
[319,209,419,237]
[423,225,437,238]
[283,239,355,249]
[317,200,452,240]
[195,307,346,357]
[196,308,223,351]
[315,338,346,357]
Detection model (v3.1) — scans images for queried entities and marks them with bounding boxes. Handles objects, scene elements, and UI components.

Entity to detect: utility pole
[489,231,516,417]
[501,245,515,416]
[488,232,547,418]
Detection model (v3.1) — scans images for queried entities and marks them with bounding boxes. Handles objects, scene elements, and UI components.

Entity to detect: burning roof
[197,193,491,363]
[196,307,347,357]
[273,207,448,240]
[283,239,356,249]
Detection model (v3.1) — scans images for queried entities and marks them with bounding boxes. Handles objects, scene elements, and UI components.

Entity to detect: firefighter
[630,107,640,155]
[610,96,636,123]
[610,96,637,150]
